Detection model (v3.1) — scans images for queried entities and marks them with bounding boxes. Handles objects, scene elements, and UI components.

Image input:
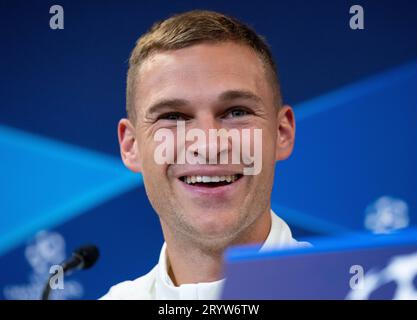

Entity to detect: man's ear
[118,118,142,173]
[275,105,296,161]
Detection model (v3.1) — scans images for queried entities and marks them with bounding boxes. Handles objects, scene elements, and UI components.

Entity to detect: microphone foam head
[74,245,100,269]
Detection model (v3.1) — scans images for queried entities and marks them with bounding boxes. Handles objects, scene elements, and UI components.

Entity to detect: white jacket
[101,211,308,300]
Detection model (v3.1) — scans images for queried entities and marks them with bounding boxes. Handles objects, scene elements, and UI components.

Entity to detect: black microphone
[61,245,100,273]
[41,244,100,300]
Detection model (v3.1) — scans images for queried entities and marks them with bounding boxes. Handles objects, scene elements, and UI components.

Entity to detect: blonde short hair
[126,10,282,121]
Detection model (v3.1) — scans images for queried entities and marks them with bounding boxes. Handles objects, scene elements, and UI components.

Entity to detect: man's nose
[186,116,230,164]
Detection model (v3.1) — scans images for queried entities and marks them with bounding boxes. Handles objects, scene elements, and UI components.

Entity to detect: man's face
[121,41,293,249]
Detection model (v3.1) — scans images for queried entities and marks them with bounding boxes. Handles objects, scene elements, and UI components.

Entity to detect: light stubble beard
[150,181,273,255]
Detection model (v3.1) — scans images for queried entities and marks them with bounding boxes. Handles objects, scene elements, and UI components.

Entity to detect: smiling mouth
[179,174,243,188]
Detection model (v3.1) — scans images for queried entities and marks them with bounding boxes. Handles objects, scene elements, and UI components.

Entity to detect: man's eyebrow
[146,98,190,116]
[145,90,262,116]
[218,90,263,104]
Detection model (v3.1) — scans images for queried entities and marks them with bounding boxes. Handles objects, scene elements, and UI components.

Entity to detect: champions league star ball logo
[3,231,83,300]
[346,251,417,300]
[364,196,409,234]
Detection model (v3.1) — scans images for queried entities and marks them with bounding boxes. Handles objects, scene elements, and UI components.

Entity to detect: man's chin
[182,208,242,238]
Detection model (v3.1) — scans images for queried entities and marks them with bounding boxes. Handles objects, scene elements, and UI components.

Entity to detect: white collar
[154,210,297,299]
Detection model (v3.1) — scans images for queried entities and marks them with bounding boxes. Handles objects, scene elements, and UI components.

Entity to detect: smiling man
[101,10,306,300]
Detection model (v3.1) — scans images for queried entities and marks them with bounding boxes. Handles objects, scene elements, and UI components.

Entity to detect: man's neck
[161,210,272,286]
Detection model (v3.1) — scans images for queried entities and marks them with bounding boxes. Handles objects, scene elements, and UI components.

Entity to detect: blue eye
[159,113,186,121]
[226,108,249,118]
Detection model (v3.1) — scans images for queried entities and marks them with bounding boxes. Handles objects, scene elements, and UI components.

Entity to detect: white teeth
[183,175,239,184]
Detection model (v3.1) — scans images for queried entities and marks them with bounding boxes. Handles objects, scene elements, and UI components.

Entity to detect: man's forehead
[134,42,271,112]
[140,41,263,73]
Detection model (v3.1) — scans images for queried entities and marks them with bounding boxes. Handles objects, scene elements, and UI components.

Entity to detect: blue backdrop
[1,0,416,299]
